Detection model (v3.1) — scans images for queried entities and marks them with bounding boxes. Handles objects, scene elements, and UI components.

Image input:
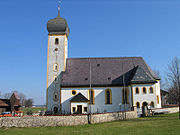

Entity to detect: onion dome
[47,9,69,36]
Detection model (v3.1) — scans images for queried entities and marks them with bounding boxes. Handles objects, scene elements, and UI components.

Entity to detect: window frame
[142,87,147,94]
[55,38,59,45]
[105,89,112,104]
[149,87,154,94]
[71,90,77,96]
[135,87,139,94]
[88,89,95,104]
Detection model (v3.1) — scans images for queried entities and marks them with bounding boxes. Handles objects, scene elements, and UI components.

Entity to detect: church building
[46,8,161,115]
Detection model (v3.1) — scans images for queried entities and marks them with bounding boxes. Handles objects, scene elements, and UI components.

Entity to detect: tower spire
[58,0,61,17]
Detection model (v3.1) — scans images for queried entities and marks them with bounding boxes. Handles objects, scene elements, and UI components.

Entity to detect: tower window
[54,76,58,83]
[55,48,58,51]
[53,63,59,72]
[53,93,58,101]
[55,38,59,45]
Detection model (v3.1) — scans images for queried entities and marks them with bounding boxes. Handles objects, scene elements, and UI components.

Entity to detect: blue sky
[0,0,179,105]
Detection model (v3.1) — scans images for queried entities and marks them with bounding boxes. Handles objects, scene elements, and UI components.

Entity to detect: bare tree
[153,69,166,89]
[24,99,34,108]
[166,57,180,119]
[4,92,12,99]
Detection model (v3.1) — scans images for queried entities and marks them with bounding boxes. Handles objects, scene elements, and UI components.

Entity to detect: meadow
[0,113,180,135]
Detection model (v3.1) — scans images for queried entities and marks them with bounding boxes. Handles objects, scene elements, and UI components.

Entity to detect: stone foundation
[0,110,137,128]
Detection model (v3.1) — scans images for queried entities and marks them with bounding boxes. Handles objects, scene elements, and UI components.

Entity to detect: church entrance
[54,107,58,114]
[142,102,148,117]
[77,105,82,114]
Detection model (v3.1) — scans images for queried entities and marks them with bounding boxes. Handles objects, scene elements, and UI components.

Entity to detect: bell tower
[46,5,69,113]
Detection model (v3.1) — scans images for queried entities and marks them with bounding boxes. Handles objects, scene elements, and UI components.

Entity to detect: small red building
[0,93,21,114]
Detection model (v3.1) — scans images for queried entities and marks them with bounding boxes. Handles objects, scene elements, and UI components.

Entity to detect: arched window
[149,87,154,94]
[55,38,59,45]
[150,101,154,108]
[53,63,59,72]
[142,87,147,94]
[88,89,95,104]
[135,87,139,94]
[122,88,129,104]
[136,102,140,108]
[105,89,112,104]
[53,92,58,101]
[157,95,159,104]
[53,75,58,83]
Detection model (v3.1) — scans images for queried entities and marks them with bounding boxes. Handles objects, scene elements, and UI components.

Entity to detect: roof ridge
[67,57,143,60]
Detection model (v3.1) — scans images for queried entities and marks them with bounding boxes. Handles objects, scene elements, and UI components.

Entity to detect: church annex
[46,8,161,115]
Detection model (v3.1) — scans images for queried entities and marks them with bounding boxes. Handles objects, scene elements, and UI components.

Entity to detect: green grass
[0,113,180,135]
[20,107,46,115]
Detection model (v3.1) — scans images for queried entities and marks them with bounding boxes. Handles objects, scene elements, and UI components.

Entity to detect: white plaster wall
[132,83,159,108]
[47,35,68,111]
[61,87,132,114]
[71,103,88,114]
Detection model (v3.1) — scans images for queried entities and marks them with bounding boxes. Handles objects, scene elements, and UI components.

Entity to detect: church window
[88,89,95,104]
[135,87,139,94]
[122,88,129,104]
[72,107,76,112]
[157,95,159,104]
[53,63,59,72]
[55,48,58,51]
[53,92,58,101]
[84,107,87,112]
[150,101,154,108]
[55,38,59,44]
[142,87,147,94]
[136,102,140,108]
[105,89,112,104]
[71,90,77,96]
[54,76,58,83]
[149,87,154,94]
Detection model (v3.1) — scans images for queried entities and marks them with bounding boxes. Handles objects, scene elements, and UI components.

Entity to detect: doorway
[54,107,58,114]
[142,102,148,116]
[77,105,82,114]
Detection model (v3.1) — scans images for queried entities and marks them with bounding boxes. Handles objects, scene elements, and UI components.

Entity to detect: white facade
[61,87,133,114]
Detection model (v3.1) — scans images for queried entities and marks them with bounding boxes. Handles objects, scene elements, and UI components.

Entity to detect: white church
[46,8,161,115]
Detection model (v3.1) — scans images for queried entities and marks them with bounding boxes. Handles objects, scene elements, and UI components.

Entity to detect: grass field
[20,107,46,115]
[0,113,180,135]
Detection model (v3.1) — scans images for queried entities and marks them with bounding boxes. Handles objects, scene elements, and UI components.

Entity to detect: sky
[0,0,179,105]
